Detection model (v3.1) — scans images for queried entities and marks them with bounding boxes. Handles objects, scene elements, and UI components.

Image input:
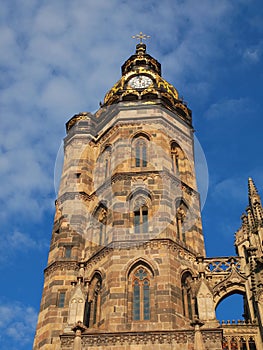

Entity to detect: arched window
[84,273,102,328]
[93,204,107,246]
[103,146,111,178]
[171,142,180,174]
[132,267,150,321]
[98,208,107,245]
[129,189,151,234]
[181,272,194,320]
[132,135,149,168]
[175,199,188,243]
[134,205,148,233]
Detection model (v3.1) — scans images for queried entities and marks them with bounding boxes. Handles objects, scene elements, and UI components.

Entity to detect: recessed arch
[130,131,151,142]
[214,287,247,309]
[88,270,103,282]
[175,198,189,242]
[101,144,112,154]
[181,270,196,320]
[215,290,249,323]
[127,189,152,234]
[126,258,156,323]
[180,268,195,280]
[127,188,152,203]
[170,140,194,187]
[92,202,108,246]
[92,201,108,217]
[84,272,103,328]
[126,258,156,279]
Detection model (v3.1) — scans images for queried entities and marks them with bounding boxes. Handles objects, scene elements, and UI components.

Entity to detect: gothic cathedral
[33,41,263,350]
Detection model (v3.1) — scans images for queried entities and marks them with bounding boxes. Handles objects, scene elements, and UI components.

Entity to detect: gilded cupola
[103,42,192,124]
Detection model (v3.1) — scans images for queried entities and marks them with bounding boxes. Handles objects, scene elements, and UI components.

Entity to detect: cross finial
[132,32,150,44]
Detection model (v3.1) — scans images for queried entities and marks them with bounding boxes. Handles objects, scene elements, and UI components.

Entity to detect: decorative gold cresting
[102,39,192,125]
[132,32,150,44]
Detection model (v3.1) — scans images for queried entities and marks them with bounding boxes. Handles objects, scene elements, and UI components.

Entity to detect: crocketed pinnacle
[248,177,262,207]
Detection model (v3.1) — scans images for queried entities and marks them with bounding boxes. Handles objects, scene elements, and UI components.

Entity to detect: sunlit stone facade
[33,43,263,350]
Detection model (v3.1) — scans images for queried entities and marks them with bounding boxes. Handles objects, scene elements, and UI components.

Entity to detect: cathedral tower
[33,39,263,350]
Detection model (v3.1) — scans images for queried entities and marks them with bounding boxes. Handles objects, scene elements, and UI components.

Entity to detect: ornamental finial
[132,32,150,44]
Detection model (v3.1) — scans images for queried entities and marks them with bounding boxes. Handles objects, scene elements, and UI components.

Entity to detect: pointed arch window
[171,142,180,174]
[132,267,150,321]
[94,205,107,246]
[181,272,194,320]
[134,205,148,233]
[135,139,147,167]
[175,199,187,243]
[103,146,112,178]
[132,135,149,168]
[84,274,102,328]
[98,208,107,245]
[129,190,151,234]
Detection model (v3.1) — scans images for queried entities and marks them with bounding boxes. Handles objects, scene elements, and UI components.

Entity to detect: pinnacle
[248,177,259,197]
[248,177,262,207]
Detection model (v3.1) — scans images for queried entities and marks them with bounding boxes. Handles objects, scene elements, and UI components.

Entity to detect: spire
[248,177,261,206]
[248,177,263,224]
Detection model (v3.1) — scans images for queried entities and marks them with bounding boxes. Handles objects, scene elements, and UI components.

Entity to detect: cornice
[44,260,79,277]
[82,239,198,273]
[57,169,199,205]
[60,328,222,347]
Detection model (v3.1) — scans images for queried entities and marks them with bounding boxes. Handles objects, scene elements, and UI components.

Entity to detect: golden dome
[102,44,192,124]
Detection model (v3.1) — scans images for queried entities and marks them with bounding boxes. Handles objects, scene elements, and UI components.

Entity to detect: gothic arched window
[93,204,107,246]
[181,272,194,320]
[132,267,150,321]
[171,141,180,175]
[129,191,151,234]
[134,205,148,233]
[132,134,149,168]
[84,273,102,328]
[175,199,188,243]
[103,146,111,179]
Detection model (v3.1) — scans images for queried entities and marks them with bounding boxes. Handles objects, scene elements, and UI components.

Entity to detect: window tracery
[130,192,151,234]
[132,267,150,321]
[132,134,149,168]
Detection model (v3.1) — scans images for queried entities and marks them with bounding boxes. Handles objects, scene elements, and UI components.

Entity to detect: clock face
[129,75,153,89]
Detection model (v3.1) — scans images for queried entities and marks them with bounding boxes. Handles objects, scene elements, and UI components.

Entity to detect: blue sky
[0,1,263,349]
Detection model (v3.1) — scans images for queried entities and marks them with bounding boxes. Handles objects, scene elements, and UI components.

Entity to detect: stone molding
[83,239,197,272]
[44,261,79,278]
[57,169,198,205]
[60,329,222,348]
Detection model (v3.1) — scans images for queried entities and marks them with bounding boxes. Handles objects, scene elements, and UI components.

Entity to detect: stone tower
[33,41,263,350]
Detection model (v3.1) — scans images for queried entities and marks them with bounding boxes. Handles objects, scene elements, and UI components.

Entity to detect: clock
[129,75,153,89]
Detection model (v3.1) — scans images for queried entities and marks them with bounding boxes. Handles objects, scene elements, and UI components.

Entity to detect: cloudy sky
[1,0,263,348]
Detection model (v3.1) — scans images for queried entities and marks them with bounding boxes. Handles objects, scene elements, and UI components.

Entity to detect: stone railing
[203,256,242,274]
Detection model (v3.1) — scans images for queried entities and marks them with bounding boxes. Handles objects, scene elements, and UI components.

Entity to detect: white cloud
[0,301,37,347]
[243,46,262,63]
[0,0,259,242]
[204,97,251,120]
[211,177,247,204]
[0,230,48,262]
